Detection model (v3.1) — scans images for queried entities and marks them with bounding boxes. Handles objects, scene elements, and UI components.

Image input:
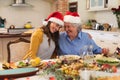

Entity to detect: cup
[80,70,91,80]
[87,45,93,57]
[79,45,88,59]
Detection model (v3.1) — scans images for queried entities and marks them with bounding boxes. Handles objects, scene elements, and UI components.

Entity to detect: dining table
[1,55,120,80]
[10,67,120,80]
[15,73,55,80]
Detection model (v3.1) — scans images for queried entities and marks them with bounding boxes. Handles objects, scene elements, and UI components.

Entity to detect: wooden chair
[7,38,30,63]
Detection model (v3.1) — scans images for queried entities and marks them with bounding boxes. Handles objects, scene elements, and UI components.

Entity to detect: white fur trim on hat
[48,17,64,26]
[64,15,81,24]
[42,20,48,26]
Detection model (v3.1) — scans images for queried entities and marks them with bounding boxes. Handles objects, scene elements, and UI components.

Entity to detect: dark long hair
[41,21,59,48]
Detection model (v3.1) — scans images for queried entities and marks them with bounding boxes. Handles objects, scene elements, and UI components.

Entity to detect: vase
[116,15,120,29]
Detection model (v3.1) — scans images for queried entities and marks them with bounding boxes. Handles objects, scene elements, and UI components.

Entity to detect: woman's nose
[65,27,68,31]
[55,26,59,31]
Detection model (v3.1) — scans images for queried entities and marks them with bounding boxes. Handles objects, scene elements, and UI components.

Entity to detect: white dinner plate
[59,55,80,60]
[42,59,57,62]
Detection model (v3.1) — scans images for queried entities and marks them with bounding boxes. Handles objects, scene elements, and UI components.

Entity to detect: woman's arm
[23,29,43,59]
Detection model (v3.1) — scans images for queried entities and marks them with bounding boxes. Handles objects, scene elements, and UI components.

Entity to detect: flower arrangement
[111,5,120,28]
[111,5,120,15]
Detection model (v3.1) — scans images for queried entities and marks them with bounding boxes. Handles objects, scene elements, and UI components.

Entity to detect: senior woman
[58,11,109,56]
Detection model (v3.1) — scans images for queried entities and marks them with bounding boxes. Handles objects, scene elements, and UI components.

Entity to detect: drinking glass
[87,45,94,58]
[79,45,88,59]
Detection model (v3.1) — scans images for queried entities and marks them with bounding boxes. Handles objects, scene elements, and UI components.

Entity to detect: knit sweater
[23,28,55,59]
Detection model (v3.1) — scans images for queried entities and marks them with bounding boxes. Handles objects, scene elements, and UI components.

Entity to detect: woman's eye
[65,26,69,28]
[56,24,62,28]
[56,24,59,26]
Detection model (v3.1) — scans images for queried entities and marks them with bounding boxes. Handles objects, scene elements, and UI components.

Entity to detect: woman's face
[49,22,62,33]
[64,22,78,38]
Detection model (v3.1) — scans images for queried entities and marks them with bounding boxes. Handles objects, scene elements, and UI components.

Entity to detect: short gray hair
[72,23,82,32]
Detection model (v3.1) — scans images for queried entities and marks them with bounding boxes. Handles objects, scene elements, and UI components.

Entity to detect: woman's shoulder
[32,28,44,36]
[34,28,43,33]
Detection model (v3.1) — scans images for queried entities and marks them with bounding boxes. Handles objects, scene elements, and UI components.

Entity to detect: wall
[77,0,95,23]
[69,0,77,2]
[69,0,95,23]
[95,0,120,28]
[95,11,118,27]
[0,0,53,28]
[0,0,119,29]
[70,0,120,28]
[57,0,68,15]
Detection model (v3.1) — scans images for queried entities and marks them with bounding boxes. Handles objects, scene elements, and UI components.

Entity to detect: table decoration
[38,55,101,80]
[39,59,80,80]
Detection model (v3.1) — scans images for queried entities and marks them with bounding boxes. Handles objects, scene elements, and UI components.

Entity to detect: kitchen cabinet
[83,29,120,54]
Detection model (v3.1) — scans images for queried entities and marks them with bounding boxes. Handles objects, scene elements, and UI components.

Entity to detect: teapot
[24,21,32,29]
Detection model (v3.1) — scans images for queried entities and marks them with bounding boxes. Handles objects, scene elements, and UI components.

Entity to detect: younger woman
[23,12,64,59]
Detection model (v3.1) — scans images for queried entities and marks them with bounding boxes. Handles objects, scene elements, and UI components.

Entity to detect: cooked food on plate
[95,54,120,66]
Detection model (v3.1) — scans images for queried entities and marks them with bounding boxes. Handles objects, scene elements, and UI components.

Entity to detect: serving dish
[59,55,80,60]
[95,54,120,66]
[0,67,39,79]
[42,59,57,62]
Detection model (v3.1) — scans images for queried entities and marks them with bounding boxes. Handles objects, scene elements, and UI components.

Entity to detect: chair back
[7,38,30,63]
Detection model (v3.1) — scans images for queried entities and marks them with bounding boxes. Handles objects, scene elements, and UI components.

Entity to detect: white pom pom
[42,21,48,26]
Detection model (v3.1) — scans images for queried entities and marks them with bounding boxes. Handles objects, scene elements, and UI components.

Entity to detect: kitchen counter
[82,29,120,54]
[82,29,120,34]
[0,33,31,38]
[82,28,120,33]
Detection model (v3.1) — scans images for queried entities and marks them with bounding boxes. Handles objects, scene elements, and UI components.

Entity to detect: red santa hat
[43,12,64,26]
[64,11,81,24]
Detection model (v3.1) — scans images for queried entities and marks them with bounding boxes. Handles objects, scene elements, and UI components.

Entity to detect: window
[90,0,104,9]
[88,0,108,11]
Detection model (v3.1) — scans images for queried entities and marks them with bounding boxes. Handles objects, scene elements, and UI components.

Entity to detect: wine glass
[79,45,88,59]
[87,45,95,63]
[87,45,94,58]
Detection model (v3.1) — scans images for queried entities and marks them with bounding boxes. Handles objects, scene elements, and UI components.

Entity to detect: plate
[96,61,120,66]
[42,59,57,62]
[0,67,39,79]
[59,55,80,60]
[95,55,120,66]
